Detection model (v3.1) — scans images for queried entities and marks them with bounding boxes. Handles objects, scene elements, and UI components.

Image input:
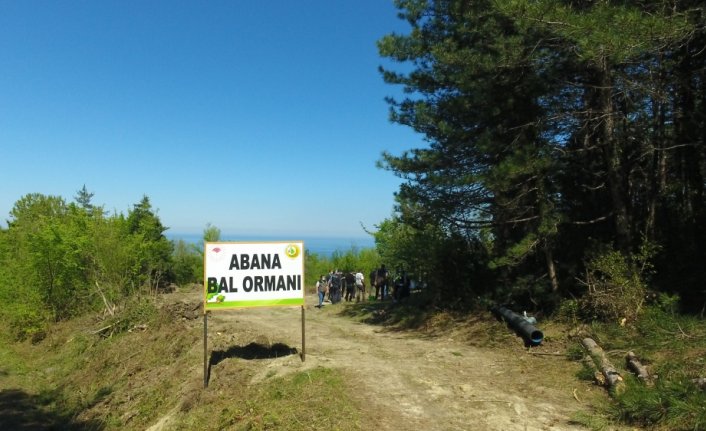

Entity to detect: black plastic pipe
[491,305,544,346]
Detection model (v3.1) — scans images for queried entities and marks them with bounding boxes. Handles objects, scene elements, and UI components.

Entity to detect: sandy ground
[195,289,602,431]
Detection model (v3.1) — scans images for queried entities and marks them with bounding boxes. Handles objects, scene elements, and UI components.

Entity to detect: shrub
[579,241,658,323]
[8,302,49,342]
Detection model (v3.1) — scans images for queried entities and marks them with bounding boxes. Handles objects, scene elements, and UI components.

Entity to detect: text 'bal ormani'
[207,275,301,293]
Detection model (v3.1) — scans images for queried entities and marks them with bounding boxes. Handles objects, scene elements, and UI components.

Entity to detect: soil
[165,288,616,431]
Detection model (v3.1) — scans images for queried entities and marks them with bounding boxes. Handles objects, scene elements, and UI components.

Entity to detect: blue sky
[0,1,421,238]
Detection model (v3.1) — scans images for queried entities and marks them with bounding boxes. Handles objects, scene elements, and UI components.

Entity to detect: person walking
[376,264,389,300]
[316,275,328,308]
[355,270,365,302]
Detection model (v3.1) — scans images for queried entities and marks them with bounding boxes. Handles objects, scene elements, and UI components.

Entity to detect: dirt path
[198,292,595,431]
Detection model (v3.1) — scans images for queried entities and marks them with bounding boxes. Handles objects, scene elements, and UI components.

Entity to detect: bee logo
[208,246,225,262]
[285,244,300,259]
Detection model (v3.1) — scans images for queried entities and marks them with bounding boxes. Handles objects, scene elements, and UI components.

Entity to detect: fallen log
[582,338,625,394]
[625,351,652,385]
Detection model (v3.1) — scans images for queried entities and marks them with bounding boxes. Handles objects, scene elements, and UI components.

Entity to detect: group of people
[315,265,412,308]
[316,269,366,307]
[372,264,411,303]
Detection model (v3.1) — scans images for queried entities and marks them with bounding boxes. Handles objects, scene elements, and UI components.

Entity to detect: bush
[8,302,49,342]
[579,241,658,323]
[99,298,159,337]
[555,298,580,324]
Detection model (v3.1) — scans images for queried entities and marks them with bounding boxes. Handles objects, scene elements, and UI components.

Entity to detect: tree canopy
[378,0,706,312]
[0,190,176,340]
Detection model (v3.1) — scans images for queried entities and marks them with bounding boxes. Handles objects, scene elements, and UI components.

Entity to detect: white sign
[203,241,305,310]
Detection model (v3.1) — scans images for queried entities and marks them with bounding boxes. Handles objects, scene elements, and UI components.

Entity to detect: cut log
[625,351,652,385]
[582,338,625,394]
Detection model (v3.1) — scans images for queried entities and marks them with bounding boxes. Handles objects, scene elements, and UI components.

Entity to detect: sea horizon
[166,232,376,257]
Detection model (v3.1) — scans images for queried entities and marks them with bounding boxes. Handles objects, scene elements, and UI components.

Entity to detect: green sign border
[205,297,304,310]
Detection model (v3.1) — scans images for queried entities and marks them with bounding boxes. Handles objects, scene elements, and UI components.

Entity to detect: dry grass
[0,289,373,431]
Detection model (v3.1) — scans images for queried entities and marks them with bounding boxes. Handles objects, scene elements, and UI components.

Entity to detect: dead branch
[94,280,116,317]
[527,351,565,357]
[92,320,121,336]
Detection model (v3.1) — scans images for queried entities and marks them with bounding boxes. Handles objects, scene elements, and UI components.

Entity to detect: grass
[0,288,372,431]
[569,303,706,431]
[173,367,363,431]
[1,286,704,430]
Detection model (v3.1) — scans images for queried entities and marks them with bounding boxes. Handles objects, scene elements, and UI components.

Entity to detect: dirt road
[193,288,602,431]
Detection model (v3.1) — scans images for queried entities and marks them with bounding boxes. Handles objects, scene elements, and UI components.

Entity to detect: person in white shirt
[354,271,365,302]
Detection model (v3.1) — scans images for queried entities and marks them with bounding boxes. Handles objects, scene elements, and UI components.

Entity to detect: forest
[372,0,706,320]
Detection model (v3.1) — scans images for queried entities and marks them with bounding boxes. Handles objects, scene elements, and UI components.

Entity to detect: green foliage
[126,195,173,292]
[105,297,159,336]
[5,300,49,342]
[575,360,597,383]
[304,243,379,291]
[0,191,180,339]
[569,410,614,431]
[576,303,706,429]
[555,299,580,325]
[0,194,93,321]
[170,223,224,287]
[372,216,493,308]
[305,251,331,289]
[611,373,706,430]
[87,213,142,299]
[495,0,692,63]
[202,223,221,242]
[171,239,203,285]
[73,184,95,213]
[579,241,658,323]
[379,0,706,314]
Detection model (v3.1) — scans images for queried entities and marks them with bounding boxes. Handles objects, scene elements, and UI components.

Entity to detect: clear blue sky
[0,1,421,238]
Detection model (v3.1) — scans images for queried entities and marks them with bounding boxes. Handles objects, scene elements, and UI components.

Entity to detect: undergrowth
[1,291,369,431]
[572,299,706,431]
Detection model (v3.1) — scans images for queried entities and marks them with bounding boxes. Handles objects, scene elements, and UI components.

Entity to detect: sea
[166,232,375,257]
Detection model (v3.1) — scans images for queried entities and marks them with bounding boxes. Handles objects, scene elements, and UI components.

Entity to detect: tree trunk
[545,246,559,293]
[646,85,668,240]
[595,54,631,252]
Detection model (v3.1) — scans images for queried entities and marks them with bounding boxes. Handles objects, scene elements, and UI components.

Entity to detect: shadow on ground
[0,388,103,431]
[207,342,299,384]
[210,342,298,364]
[336,298,431,330]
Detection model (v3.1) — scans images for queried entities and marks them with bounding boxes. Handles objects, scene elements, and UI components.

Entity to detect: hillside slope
[1,287,618,430]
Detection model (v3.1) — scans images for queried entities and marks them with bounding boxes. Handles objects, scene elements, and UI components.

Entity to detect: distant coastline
[166,232,375,257]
